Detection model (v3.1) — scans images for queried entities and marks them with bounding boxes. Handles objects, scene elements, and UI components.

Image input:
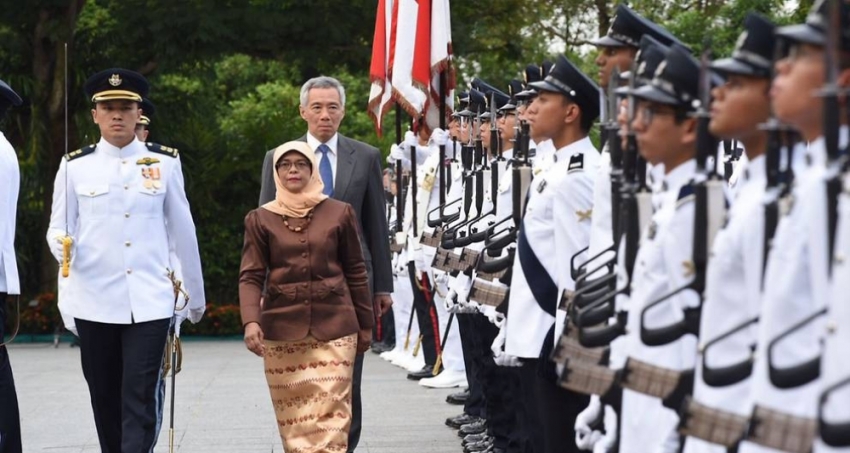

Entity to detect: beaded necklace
[282,209,314,233]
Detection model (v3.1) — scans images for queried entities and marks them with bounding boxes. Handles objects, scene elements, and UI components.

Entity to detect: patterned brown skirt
[264,334,357,453]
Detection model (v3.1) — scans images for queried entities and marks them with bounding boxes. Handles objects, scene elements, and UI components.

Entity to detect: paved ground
[8,339,464,452]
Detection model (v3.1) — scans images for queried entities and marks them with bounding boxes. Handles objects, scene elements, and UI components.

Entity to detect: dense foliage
[1,0,812,335]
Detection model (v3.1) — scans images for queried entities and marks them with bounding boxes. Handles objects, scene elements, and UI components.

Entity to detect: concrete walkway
[9,340,464,452]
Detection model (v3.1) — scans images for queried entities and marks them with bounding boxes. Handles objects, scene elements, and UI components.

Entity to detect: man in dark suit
[258,76,393,453]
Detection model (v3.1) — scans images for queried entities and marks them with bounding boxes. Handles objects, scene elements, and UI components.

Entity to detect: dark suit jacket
[239,200,373,341]
[259,134,393,294]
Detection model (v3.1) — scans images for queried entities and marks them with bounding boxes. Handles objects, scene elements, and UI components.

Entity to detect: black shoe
[464,438,493,453]
[370,341,394,354]
[462,433,489,446]
[446,413,480,429]
[446,389,469,405]
[407,365,438,381]
[458,419,487,437]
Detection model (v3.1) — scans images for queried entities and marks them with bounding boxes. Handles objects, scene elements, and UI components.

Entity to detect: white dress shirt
[307,132,338,182]
[0,132,20,295]
[46,138,205,326]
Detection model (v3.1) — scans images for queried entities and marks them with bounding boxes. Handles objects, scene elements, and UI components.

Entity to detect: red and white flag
[424,0,454,132]
[367,0,394,135]
[368,0,454,134]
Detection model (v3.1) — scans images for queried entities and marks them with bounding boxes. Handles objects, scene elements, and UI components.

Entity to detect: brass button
[301,283,308,289]
[301,252,307,258]
[126,269,132,274]
[124,212,130,218]
[122,160,127,164]
[303,300,309,305]
[124,241,131,247]
[302,269,308,274]
[300,238,306,243]
[124,184,129,190]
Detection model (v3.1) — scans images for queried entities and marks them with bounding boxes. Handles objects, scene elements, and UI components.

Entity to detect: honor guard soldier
[0,78,23,453]
[742,1,850,452]
[504,54,601,453]
[681,14,777,453]
[587,3,684,276]
[618,45,703,453]
[46,68,206,453]
[135,97,155,141]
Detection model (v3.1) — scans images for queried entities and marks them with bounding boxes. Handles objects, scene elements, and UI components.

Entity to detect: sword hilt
[61,236,72,278]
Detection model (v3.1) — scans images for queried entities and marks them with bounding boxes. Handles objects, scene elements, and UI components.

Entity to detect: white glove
[575,396,603,449]
[51,235,75,264]
[404,130,418,148]
[174,315,185,337]
[388,144,411,170]
[490,323,520,366]
[444,289,458,311]
[592,405,618,453]
[430,128,449,146]
[485,309,504,327]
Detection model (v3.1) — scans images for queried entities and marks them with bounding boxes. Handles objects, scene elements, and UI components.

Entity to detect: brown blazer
[239,199,374,341]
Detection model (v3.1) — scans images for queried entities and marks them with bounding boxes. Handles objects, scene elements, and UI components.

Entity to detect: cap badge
[654,61,668,78]
[109,73,123,87]
[735,31,748,51]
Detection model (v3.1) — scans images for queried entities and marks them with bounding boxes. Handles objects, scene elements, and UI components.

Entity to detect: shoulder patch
[567,153,584,173]
[66,144,96,161]
[145,142,179,158]
[676,183,696,208]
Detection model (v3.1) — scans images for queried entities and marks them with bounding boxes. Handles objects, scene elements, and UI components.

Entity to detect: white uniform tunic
[505,137,598,359]
[621,159,699,453]
[740,136,838,453]
[816,170,850,453]
[684,155,766,453]
[46,138,205,325]
[0,133,19,295]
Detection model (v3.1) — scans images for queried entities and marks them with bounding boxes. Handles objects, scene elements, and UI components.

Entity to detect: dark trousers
[518,358,588,453]
[457,313,485,418]
[347,352,364,452]
[76,317,170,453]
[408,265,438,366]
[0,294,21,453]
[474,315,518,451]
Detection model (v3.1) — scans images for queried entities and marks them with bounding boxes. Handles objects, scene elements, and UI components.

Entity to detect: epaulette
[567,153,584,173]
[66,145,96,161]
[676,183,696,208]
[145,142,179,158]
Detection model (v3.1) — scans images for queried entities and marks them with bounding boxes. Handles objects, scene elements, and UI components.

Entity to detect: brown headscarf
[261,141,328,218]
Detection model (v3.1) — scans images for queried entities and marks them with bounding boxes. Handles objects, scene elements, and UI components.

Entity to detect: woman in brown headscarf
[239,141,373,453]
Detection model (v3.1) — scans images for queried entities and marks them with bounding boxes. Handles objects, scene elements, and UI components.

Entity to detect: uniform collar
[498,148,514,161]
[553,136,593,163]
[97,137,144,158]
[306,132,339,155]
[662,158,697,192]
[743,154,766,183]
[806,125,849,168]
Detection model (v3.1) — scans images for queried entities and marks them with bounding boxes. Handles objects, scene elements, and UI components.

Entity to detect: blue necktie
[318,144,334,196]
